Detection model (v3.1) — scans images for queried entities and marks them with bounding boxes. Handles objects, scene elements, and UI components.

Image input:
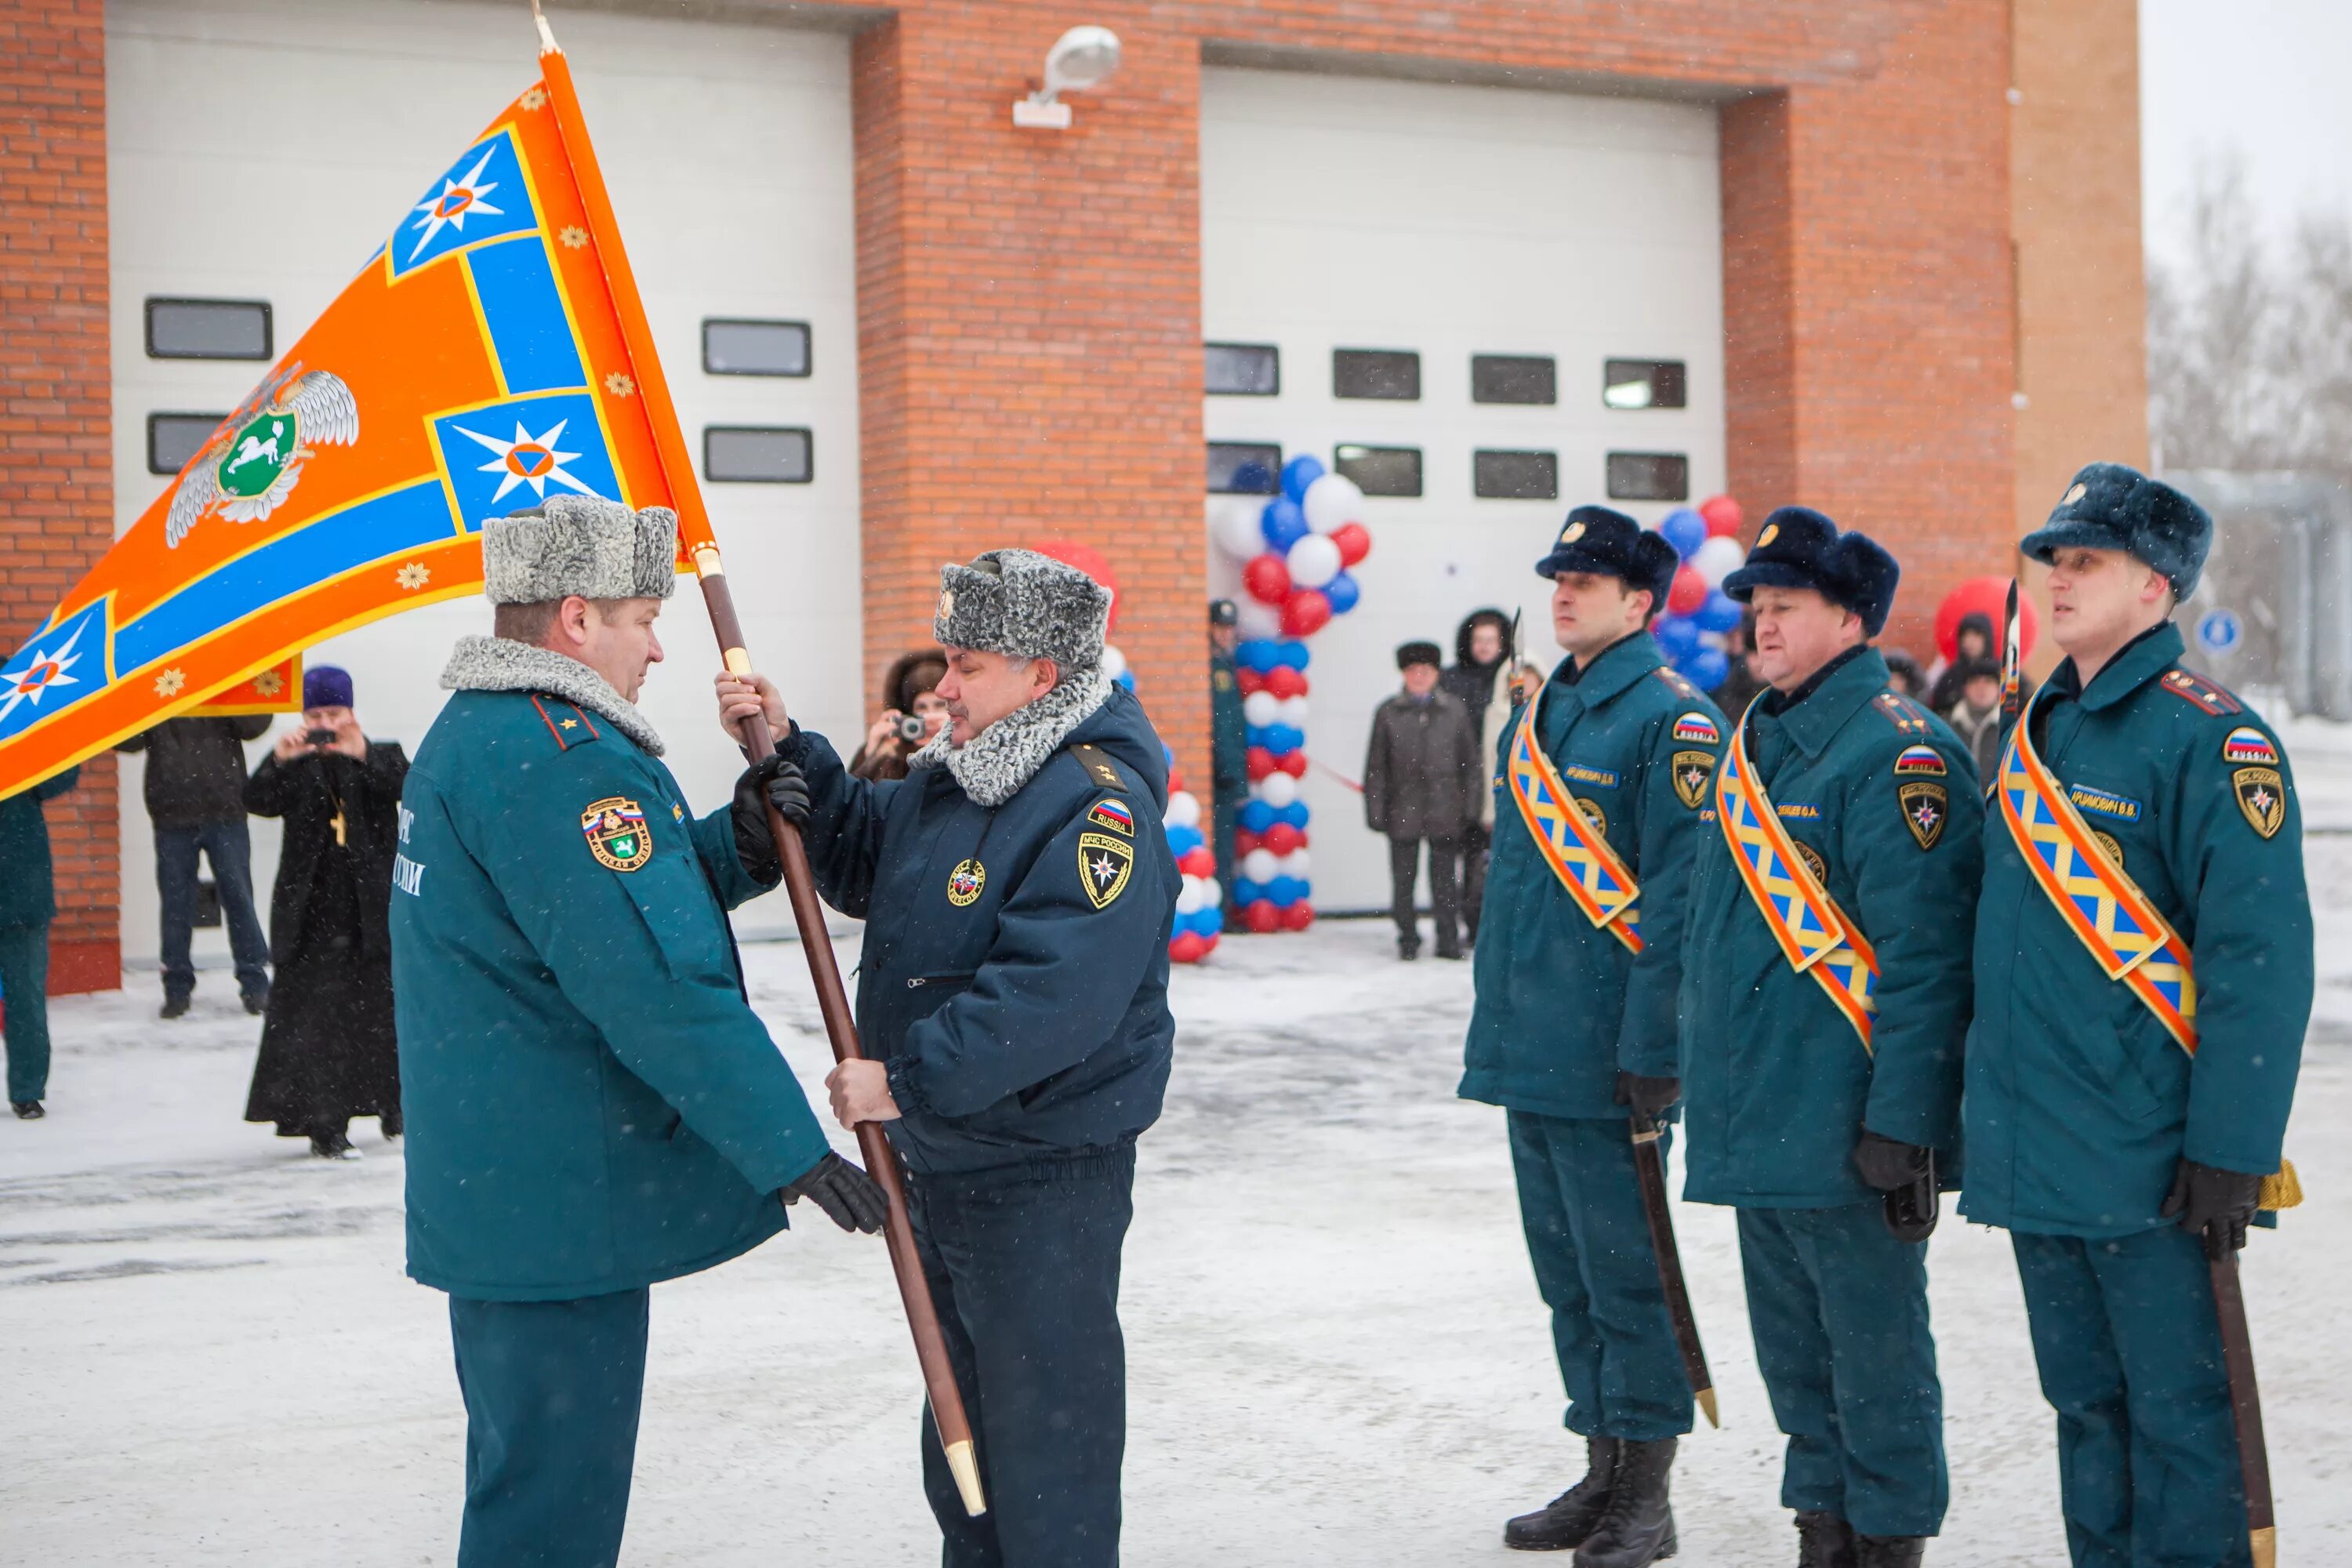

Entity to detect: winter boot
[11,1101,42,1120]
[1795,1512,1857,1568]
[1570,1436,1675,1566]
[1503,1436,1621,1551]
[160,995,190,1020]
[1853,1536,1925,1568]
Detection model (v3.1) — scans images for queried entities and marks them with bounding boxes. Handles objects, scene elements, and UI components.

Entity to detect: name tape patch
[2067,783,2143,822]
[1563,764,1620,789]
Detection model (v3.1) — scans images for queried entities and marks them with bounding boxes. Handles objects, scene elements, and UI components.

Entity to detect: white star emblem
[0,618,89,728]
[1090,852,1119,884]
[408,147,506,262]
[453,417,598,504]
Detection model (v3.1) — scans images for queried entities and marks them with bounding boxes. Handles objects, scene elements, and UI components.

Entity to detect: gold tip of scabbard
[1697,1388,1719,1428]
[2250,1525,2275,1568]
[945,1439,987,1516]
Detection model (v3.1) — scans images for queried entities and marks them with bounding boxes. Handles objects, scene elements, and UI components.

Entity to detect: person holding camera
[848,648,952,782]
[241,665,409,1158]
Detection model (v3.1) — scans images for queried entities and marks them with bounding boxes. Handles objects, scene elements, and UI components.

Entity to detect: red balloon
[1199,932,1219,956]
[1245,746,1276,782]
[1167,766,1185,794]
[1243,901,1283,933]
[1698,495,1744,539]
[1262,666,1308,699]
[1233,829,1261,858]
[1934,575,2038,662]
[1281,588,1333,637]
[1178,846,1217,879]
[1029,539,1119,630]
[1279,901,1316,931]
[1236,668,1265,697]
[1261,822,1302,856]
[1278,751,1308,779]
[1168,931,1208,963]
[1667,564,1708,617]
[1330,521,1372,567]
[1243,554,1291,605]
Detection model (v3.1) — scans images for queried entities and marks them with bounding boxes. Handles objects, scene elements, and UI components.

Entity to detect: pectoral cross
[330,805,347,848]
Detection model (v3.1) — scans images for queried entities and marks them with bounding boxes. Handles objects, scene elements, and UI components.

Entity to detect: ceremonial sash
[1997,691,2198,1054]
[1714,699,1879,1050]
[1505,700,1642,953]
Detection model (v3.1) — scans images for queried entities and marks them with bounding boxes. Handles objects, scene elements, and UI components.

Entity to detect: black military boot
[1795,1511,1857,1568]
[1570,1436,1675,1566]
[1503,1436,1620,1551]
[1853,1535,1925,1568]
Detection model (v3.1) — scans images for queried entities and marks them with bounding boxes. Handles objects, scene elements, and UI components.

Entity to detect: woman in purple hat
[242,664,409,1158]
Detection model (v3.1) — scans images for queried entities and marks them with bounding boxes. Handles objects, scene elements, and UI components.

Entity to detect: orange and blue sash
[1997,690,2198,1054]
[1505,699,1642,953]
[1714,699,1879,1051]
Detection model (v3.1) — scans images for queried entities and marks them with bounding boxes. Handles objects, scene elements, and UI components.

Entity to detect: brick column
[0,0,117,993]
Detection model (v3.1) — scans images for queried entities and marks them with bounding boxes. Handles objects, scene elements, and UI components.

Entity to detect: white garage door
[107,0,860,962]
[1200,67,1725,913]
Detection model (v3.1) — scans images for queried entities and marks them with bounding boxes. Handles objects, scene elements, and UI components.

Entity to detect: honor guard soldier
[389,497,887,1568]
[1679,508,1983,1568]
[1964,465,2311,1568]
[1209,597,1248,904]
[716,549,1178,1568]
[1461,506,1722,1566]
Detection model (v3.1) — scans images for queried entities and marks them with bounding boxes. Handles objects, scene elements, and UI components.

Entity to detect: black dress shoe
[1504,1436,1620,1551]
[242,990,269,1016]
[1795,1512,1857,1568]
[160,996,191,1020]
[11,1101,43,1120]
[1853,1536,1925,1568]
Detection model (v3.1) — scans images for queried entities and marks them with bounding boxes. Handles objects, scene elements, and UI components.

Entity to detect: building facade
[2,0,2145,972]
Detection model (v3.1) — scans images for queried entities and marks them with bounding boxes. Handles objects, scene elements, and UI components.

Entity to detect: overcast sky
[2140,0,2352,264]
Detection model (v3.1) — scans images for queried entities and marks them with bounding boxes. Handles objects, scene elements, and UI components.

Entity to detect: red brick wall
[1,0,115,993]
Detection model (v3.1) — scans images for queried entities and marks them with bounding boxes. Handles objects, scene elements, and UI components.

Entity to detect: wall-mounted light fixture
[1012,26,1121,129]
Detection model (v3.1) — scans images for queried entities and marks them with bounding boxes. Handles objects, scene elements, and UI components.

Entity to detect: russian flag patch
[2223,726,2278,766]
[1672,712,1720,745]
[1894,745,1947,777]
[1087,798,1136,837]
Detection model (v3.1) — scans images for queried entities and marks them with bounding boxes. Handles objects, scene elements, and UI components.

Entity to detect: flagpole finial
[529,0,560,54]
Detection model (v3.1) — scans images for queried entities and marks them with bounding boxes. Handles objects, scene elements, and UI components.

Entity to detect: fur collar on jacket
[440,635,666,756]
[907,662,1113,808]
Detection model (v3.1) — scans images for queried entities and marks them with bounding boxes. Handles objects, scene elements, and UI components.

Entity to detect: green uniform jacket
[1961,622,2312,1238]
[390,688,832,1301]
[1679,648,1983,1207]
[0,766,78,929]
[1461,635,1724,1118]
[1210,651,1247,798]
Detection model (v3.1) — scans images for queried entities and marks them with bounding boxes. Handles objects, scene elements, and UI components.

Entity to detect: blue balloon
[1682,647,1731,691]
[1232,877,1265,906]
[1196,904,1225,936]
[1266,876,1301,908]
[1115,669,1136,691]
[1238,800,1276,835]
[1261,498,1309,554]
[1693,589,1744,634]
[1276,640,1312,671]
[1281,454,1327,504]
[1161,742,1176,768]
[1260,724,1303,755]
[1653,615,1701,661]
[1236,638,1282,674]
[1660,507,1707,560]
[1164,824,1203,858]
[1277,800,1310,829]
[1323,570,1361,615]
[1244,724,1268,750]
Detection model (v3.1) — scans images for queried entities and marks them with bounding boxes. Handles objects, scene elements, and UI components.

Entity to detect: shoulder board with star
[528,693,604,751]
[1871,691,1933,736]
[2158,666,2243,717]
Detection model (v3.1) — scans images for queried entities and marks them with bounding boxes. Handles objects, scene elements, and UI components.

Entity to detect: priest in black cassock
[243,665,408,1158]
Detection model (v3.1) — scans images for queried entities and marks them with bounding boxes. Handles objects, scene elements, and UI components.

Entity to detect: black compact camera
[895,713,928,744]
[304,728,338,748]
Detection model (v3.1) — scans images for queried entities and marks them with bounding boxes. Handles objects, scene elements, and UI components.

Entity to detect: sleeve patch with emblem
[582,797,653,871]
[1672,711,1720,745]
[2223,726,2279,766]
[1899,780,1948,850]
[1671,750,1715,808]
[2233,768,2286,839]
[1078,831,1134,909]
[1087,798,1136,837]
[1894,745,1946,777]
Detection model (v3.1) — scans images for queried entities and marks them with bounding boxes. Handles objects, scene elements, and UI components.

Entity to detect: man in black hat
[1363,640,1480,958]
[1208,598,1247,905]
[1461,505,1723,1566]
[1676,506,1983,1566]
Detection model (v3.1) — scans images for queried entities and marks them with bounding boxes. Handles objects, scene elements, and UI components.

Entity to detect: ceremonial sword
[2209,1228,2277,1568]
[1629,1109,1718,1428]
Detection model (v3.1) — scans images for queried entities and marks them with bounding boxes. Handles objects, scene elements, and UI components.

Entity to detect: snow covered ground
[6,852,2352,1564]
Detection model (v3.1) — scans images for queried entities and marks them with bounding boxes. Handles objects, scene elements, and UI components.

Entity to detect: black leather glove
[1853,1131,1933,1192]
[2160,1158,2263,1253]
[1613,1071,1680,1122]
[731,750,811,884]
[779,1152,890,1235]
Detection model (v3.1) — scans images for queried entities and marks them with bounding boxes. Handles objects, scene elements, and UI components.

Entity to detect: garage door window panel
[703,319,811,378]
[1334,350,1420,401]
[1208,441,1282,494]
[1475,449,1558,500]
[1603,359,1687,410]
[147,412,229,476]
[1472,355,1556,405]
[145,298,271,361]
[1606,452,1690,502]
[1205,343,1279,397]
[704,426,812,485]
[1335,445,1422,498]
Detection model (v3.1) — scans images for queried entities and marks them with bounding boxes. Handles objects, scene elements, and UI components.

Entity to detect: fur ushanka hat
[481,495,679,605]
[931,549,1111,670]
[2020,462,2213,600]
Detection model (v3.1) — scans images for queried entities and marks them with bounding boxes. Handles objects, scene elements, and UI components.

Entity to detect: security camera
[1013,26,1121,129]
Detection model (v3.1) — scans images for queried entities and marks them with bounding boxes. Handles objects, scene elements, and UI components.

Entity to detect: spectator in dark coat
[242,666,408,1158]
[115,713,271,1017]
[1883,647,1928,700]
[0,760,79,1117]
[1941,658,2005,782]
[1712,609,1769,719]
[1439,608,1512,944]
[1364,641,1481,960]
[848,648,949,782]
[1927,612,1997,712]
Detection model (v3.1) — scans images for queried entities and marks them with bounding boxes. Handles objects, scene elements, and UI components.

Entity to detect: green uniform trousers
[1737,1203,1947,1537]
[2012,1227,2252,1568]
[449,1287,649,1568]
[0,921,50,1105]
[1508,1111,1693,1442]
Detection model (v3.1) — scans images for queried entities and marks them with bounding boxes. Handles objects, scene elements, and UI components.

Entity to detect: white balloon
[1279,848,1311,880]
[1302,472,1364,534]
[1175,878,1208,915]
[1276,695,1308,728]
[1285,532,1342,590]
[1698,630,1728,651]
[1235,596,1282,641]
[1212,496,1269,560]
[1693,534,1746,589]
[1242,691,1279,728]
[1164,790,1201,828]
[1101,644,1127,680]
[1242,848,1279,884]
[1258,771,1298,808]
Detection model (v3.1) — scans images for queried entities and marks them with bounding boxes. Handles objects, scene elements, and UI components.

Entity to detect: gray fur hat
[932,549,1111,670]
[481,495,679,605]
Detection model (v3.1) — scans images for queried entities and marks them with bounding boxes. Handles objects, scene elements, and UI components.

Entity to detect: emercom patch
[1078,831,1133,909]
[581,797,652,872]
